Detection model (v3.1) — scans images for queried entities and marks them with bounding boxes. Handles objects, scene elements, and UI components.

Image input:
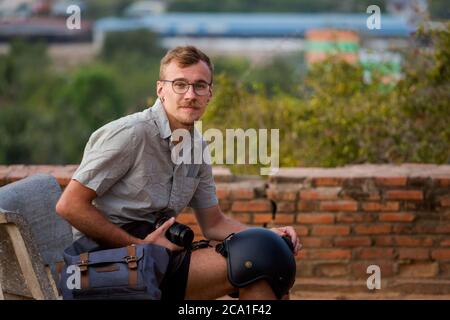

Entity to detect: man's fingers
[155,217,175,235]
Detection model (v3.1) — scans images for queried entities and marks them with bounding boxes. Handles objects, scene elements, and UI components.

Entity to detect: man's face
[157,60,212,130]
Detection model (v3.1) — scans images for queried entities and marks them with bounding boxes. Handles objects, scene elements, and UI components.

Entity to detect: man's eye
[195,83,208,90]
[174,82,188,89]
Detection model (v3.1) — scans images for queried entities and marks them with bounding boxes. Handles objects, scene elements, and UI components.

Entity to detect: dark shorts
[121,221,192,300]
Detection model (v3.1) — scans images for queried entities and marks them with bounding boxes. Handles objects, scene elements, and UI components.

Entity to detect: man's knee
[215,228,297,299]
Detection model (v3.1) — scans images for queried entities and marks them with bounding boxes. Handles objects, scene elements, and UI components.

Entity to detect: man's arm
[194,204,302,255]
[56,180,183,251]
[193,204,248,241]
[56,180,144,248]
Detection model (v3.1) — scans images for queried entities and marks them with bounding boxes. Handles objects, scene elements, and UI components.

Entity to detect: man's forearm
[61,204,143,248]
[205,215,248,241]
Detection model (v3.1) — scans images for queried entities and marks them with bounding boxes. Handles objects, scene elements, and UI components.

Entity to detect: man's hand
[142,217,184,252]
[270,226,302,256]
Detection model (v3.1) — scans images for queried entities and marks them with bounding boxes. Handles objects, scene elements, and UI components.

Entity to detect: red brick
[253,214,273,224]
[319,201,358,212]
[232,200,272,212]
[431,249,450,260]
[314,263,349,277]
[311,225,350,236]
[393,224,415,234]
[386,190,423,200]
[297,213,335,224]
[356,248,395,260]
[216,187,230,200]
[351,261,396,278]
[266,188,298,201]
[276,201,296,213]
[313,177,343,187]
[297,200,318,212]
[362,202,400,212]
[296,250,307,260]
[336,212,374,223]
[441,196,450,207]
[414,221,450,234]
[230,187,255,200]
[374,236,394,246]
[438,178,450,187]
[440,239,450,247]
[354,224,391,235]
[399,263,438,278]
[334,237,372,247]
[398,248,429,260]
[436,224,450,234]
[299,188,340,200]
[395,236,434,247]
[366,193,382,201]
[190,224,203,238]
[375,177,407,187]
[301,237,333,248]
[307,249,351,260]
[295,226,309,236]
[274,213,295,224]
[440,263,450,277]
[379,212,416,222]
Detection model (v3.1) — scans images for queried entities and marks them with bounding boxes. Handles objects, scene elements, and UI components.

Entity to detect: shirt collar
[151,98,202,145]
[151,98,172,140]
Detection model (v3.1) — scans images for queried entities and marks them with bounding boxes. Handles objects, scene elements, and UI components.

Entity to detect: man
[56,46,301,300]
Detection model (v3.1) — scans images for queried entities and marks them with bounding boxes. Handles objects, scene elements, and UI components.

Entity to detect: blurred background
[0,0,449,174]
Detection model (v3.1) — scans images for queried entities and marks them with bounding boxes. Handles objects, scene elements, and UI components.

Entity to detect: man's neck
[167,116,194,133]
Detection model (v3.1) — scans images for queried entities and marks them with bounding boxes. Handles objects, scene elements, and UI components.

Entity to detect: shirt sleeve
[72,123,137,197]
[188,143,219,209]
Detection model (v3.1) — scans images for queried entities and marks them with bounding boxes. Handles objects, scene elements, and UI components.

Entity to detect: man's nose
[184,85,197,99]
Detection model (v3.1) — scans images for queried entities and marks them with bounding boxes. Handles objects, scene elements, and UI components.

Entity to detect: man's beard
[178,101,202,124]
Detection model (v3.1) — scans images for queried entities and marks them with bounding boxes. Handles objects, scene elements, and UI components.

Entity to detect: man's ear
[156,81,164,98]
[208,84,213,100]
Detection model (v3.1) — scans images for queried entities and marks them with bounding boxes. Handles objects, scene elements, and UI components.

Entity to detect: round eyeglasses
[160,79,211,96]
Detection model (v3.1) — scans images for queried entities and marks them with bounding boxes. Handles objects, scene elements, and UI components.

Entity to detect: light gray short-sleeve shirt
[72,99,218,237]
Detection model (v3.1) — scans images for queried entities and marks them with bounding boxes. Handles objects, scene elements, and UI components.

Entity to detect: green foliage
[203,23,450,172]
[0,23,449,171]
[100,29,164,62]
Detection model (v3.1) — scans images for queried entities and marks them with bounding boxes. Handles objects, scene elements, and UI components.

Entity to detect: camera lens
[166,222,194,248]
[152,215,194,248]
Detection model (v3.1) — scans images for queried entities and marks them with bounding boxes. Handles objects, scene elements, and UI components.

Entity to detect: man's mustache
[179,103,200,109]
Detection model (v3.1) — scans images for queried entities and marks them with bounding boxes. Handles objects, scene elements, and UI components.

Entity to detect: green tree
[54,65,126,162]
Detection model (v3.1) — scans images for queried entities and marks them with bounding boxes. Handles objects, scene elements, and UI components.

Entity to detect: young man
[56,46,300,300]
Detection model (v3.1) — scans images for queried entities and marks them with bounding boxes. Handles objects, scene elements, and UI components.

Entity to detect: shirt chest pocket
[143,174,172,209]
[170,176,200,212]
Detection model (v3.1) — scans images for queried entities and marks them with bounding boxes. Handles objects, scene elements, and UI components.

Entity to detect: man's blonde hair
[159,46,214,83]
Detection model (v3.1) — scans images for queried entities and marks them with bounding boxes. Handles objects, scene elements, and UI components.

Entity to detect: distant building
[94,13,415,41]
[93,13,416,60]
[123,1,167,18]
[305,29,360,64]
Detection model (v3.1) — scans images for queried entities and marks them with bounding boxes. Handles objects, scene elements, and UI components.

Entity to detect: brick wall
[1,164,450,297]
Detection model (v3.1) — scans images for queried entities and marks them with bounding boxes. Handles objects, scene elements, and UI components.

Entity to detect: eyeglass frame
[159,79,212,96]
